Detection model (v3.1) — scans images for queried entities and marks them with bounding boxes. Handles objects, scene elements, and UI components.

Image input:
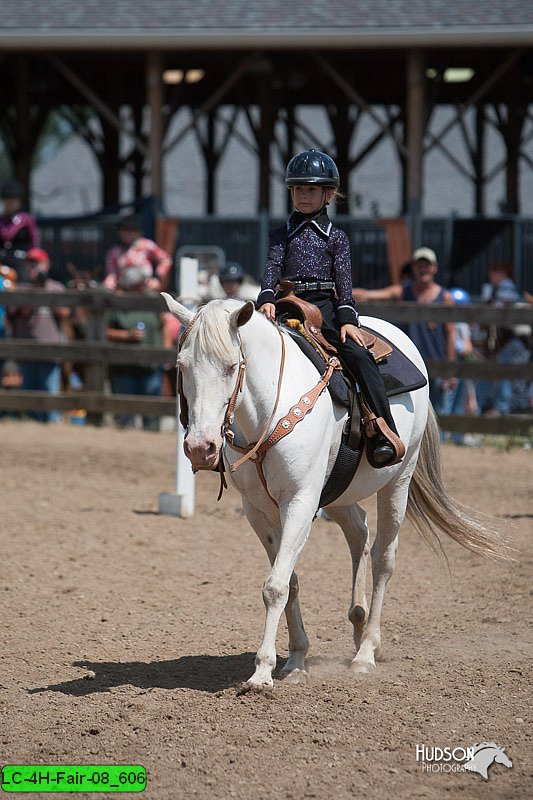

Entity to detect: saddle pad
[286,324,427,407]
[371,326,428,397]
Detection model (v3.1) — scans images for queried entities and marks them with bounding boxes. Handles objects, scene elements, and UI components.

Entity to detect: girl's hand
[341,323,366,346]
[259,302,276,321]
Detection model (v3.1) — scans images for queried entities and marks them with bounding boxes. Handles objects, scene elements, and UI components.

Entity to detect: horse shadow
[28,652,258,696]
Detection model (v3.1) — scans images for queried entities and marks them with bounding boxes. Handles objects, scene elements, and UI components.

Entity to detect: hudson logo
[416,742,513,779]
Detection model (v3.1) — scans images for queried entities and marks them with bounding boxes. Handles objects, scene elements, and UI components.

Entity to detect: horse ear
[161,293,194,326]
[230,301,254,330]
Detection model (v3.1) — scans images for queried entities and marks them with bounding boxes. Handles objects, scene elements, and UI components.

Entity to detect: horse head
[464,743,513,780]
[162,293,254,470]
[494,746,512,769]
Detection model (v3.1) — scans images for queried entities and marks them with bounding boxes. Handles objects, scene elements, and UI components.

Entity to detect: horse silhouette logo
[463,743,513,780]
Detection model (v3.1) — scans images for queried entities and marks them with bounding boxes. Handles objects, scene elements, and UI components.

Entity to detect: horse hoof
[350,660,376,675]
[348,605,367,626]
[279,668,309,685]
[236,681,274,698]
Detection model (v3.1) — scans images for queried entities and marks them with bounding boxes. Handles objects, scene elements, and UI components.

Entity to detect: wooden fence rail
[0,290,531,435]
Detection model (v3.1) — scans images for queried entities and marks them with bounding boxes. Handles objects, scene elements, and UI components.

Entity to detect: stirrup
[362,411,405,469]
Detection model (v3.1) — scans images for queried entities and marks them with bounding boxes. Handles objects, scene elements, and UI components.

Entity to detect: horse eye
[224,363,238,377]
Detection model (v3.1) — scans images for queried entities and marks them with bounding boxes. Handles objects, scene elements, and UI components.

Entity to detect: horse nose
[183,436,218,467]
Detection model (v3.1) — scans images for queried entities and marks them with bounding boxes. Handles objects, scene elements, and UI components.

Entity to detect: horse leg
[242,499,309,684]
[351,482,409,673]
[244,500,315,690]
[325,503,370,651]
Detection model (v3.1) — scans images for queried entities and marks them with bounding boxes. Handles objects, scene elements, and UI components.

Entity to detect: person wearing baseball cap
[412,247,437,265]
[8,246,69,422]
[352,245,456,412]
[23,247,51,285]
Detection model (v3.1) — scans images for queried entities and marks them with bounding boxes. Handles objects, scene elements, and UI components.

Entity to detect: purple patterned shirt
[258,212,359,326]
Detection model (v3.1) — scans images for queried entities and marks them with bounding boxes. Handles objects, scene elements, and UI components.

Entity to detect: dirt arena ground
[1,421,531,799]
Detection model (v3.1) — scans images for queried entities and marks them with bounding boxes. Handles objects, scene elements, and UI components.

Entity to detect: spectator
[160,312,183,399]
[1,359,22,390]
[483,262,522,305]
[0,265,18,340]
[477,263,531,416]
[0,179,40,275]
[205,260,261,302]
[106,264,166,430]
[440,288,479,445]
[8,248,69,422]
[352,260,413,303]
[219,261,246,299]
[0,265,18,395]
[104,215,172,293]
[353,247,456,411]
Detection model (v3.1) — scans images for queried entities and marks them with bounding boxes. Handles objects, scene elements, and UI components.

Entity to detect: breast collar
[286,209,332,241]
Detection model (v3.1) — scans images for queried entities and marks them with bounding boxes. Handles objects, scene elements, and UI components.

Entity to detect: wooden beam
[314,52,408,158]
[15,55,31,202]
[1,289,167,311]
[257,77,273,213]
[351,299,533,325]
[49,55,148,157]
[406,50,425,220]
[474,104,486,214]
[162,52,261,155]
[436,414,533,437]
[503,72,524,214]
[424,50,523,155]
[146,51,164,201]
[2,291,531,324]
[0,340,174,366]
[1,340,531,380]
[0,390,529,435]
[426,360,533,381]
[0,390,176,417]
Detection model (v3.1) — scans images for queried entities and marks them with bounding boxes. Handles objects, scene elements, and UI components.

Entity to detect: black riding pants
[297,291,398,434]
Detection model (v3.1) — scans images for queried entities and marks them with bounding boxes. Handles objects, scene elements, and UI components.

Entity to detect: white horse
[162,295,505,691]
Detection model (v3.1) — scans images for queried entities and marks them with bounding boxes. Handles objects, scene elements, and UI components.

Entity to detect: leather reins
[223,325,339,507]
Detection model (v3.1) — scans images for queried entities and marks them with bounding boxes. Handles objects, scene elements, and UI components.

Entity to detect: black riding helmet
[285,150,340,188]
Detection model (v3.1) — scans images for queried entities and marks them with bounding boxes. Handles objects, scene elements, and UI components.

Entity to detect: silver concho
[302,396,311,405]
[293,407,303,417]
[281,419,291,429]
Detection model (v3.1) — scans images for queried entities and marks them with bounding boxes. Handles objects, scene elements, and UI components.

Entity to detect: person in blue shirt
[477,263,531,415]
[352,247,456,413]
[257,150,404,467]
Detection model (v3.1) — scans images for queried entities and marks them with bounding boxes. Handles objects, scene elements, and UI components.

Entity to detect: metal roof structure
[1,1,532,221]
[2,0,533,47]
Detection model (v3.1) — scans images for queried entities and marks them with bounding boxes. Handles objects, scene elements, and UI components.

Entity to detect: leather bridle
[179,314,338,505]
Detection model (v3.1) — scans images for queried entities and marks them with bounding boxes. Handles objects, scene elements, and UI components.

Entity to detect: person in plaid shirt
[104,215,172,292]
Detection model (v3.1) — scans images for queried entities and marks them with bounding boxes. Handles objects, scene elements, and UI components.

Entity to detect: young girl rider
[257,149,404,467]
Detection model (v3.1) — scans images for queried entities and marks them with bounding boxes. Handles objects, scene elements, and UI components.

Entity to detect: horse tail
[406,403,514,561]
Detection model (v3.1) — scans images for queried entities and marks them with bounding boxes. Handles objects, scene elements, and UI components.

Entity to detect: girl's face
[291,185,335,215]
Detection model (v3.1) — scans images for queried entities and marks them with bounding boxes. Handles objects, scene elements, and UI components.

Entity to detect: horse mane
[184,299,255,364]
